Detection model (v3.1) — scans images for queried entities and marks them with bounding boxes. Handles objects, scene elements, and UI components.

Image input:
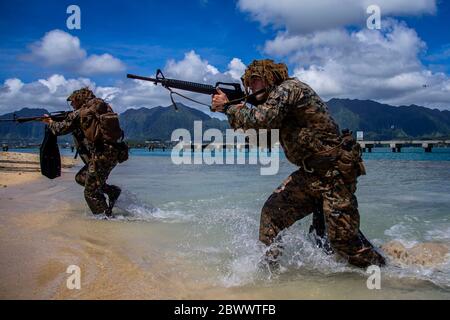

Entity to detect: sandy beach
[0,152,238,299]
[0,151,77,186]
[0,152,197,299]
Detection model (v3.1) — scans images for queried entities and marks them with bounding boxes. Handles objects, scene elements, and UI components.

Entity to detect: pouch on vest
[336,132,366,184]
[80,99,123,144]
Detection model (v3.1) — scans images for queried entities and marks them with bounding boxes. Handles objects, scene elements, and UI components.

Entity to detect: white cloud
[4,79,24,95]
[0,52,247,115]
[225,58,247,81]
[165,50,220,82]
[80,54,125,75]
[0,75,95,114]
[38,74,68,94]
[28,29,86,65]
[26,29,125,75]
[237,0,449,109]
[238,0,436,34]
[265,20,450,109]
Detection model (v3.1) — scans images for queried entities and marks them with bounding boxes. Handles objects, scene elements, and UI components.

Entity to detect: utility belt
[302,130,366,184]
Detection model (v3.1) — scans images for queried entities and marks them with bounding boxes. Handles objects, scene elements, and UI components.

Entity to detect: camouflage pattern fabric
[83,145,120,215]
[260,168,385,268]
[75,156,121,215]
[241,59,289,93]
[226,77,386,268]
[67,87,96,104]
[49,98,121,215]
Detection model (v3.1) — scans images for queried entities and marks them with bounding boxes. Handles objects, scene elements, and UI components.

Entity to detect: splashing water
[96,190,194,223]
[102,155,450,293]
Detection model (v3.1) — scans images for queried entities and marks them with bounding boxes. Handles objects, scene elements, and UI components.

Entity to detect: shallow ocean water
[4,147,450,298]
[109,148,450,294]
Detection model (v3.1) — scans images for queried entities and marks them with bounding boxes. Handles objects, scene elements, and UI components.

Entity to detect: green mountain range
[0,108,50,144]
[327,99,450,140]
[1,99,450,145]
[120,103,229,141]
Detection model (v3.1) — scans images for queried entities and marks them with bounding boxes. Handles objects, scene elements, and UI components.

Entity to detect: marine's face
[249,76,267,101]
[70,98,83,110]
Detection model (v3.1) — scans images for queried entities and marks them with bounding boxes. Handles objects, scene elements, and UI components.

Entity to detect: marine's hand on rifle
[41,114,53,125]
[211,88,229,113]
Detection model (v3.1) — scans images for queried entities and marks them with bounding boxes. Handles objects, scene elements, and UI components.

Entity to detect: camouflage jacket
[226,78,341,167]
[48,109,91,162]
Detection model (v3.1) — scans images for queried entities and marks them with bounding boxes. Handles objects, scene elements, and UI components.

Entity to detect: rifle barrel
[127,74,156,82]
[127,74,244,100]
[0,111,68,124]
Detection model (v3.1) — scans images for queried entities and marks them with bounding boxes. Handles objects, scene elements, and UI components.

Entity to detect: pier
[359,140,450,153]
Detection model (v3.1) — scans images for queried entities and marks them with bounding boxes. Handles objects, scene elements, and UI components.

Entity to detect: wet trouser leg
[309,207,334,254]
[84,153,118,215]
[75,165,88,187]
[259,169,385,268]
[103,184,121,213]
[323,178,386,268]
[310,207,326,238]
[259,170,318,260]
[76,164,121,213]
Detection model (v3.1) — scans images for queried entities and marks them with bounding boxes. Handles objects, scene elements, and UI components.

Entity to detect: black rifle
[0,111,70,180]
[0,111,70,123]
[127,70,265,111]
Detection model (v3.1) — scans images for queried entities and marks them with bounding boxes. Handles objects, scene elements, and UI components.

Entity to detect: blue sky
[0,0,273,83]
[0,0,449,113]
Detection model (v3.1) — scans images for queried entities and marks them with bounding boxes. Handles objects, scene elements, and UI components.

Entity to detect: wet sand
[0,160,199,299]
[0,151,77,187]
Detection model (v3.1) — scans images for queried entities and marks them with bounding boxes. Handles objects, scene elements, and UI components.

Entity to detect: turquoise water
[8,146,450,161]
[129,147,450,161]
[104,150,450,292]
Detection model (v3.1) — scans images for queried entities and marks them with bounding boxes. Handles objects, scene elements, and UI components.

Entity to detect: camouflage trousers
[75,145,121,215]
[259,168,386,268]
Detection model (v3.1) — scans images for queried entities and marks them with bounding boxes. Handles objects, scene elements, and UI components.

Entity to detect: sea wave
[98,190,194,223]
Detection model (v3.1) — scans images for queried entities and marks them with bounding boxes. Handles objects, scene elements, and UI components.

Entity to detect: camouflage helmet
[67,87,96,104]
[241,59,289,92]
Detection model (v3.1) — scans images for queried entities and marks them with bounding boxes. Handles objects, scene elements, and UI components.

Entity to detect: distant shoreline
[0,151,79,187]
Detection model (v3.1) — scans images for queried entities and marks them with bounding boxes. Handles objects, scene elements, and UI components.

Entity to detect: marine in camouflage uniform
[213,60,385,268]
[45,88,121,216]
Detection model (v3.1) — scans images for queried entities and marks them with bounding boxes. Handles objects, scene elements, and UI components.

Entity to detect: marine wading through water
[41,88,129,216]
[2,88,130,216]
[209,59,386,268]
[128,60,386,268]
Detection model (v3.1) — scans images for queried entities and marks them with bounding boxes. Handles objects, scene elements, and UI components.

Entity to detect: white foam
[112,190,194,223]
[382,223,450,289]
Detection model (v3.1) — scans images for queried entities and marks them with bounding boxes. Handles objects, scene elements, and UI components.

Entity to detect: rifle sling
[164,86,267,113]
